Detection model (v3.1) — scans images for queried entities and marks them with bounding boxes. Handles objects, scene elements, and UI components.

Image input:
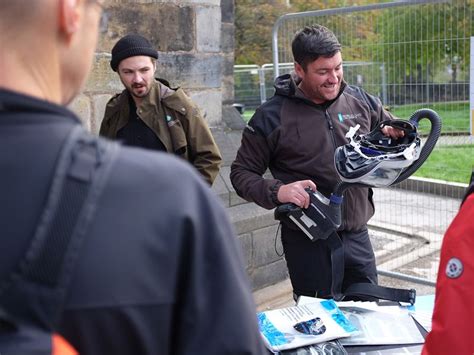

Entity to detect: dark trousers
[281,224,378,299]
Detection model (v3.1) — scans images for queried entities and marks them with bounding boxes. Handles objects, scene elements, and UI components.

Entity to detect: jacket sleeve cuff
[270,181,284,206]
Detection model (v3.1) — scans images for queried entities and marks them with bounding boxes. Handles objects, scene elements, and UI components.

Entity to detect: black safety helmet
[335,120,421,187]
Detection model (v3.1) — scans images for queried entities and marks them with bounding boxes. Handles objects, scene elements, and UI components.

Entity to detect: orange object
[52,334,78,355]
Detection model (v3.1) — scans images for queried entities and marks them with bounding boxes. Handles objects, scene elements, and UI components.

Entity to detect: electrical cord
[274,222,284,257]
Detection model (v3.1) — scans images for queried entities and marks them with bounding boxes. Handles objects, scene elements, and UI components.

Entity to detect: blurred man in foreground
[0,0,265,353]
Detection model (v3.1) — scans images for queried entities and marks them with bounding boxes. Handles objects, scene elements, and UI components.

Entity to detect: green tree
[374,1,472,84]
[235,1,289,65]
[235,0,384,65]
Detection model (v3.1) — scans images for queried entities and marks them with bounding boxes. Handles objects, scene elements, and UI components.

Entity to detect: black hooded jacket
[231,74,396,231]
[0,89,265,355]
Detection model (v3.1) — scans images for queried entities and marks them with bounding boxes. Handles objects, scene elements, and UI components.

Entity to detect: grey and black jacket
[230,73,396,231]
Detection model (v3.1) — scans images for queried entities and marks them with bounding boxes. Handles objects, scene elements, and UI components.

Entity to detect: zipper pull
[325,111,334,130]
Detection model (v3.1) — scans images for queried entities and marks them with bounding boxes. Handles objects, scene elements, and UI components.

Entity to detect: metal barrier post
[258,68,267,104]
[470,36,473,137]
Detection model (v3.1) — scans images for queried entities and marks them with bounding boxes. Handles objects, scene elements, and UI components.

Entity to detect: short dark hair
[292,25,341,70]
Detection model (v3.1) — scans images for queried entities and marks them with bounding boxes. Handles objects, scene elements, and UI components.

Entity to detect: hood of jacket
[273,72,347,107]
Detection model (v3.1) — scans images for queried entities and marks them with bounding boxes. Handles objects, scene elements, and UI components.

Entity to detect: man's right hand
[277,180,317,209]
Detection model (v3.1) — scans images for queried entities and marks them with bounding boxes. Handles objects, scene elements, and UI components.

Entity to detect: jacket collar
[274,72,347,108]
[0,88,80,124]
[139,80,162,112]
[106,79,191,129]
[157,82,190,116]
[128,79,188,115]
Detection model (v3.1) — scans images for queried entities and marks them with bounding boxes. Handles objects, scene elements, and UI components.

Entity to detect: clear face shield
[335,121,421,187]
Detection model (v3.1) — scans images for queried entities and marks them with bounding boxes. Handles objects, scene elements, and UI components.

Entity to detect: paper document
[345,344,424,354]
[279,340,347,354]
[406,294,435,332]
[298,297,425,346]
[257,299,356,352]
[336,301,425,346]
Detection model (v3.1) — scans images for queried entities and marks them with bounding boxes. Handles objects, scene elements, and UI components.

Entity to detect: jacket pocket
[167,118,188,156]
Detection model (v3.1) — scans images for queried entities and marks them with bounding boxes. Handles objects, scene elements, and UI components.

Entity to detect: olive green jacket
[100,79,222,185]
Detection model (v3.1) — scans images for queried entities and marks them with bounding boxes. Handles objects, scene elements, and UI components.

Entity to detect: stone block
[230,192,247,207]
[187,89,222,127]
[196,6,221,53]
[69,94,91,131]
[252,224,283,267]
[212,131,238,166]
[250,259,289,291]
[211,172,230,207]
[85,54,123,92]
[222,54,234,76]
[228,202,278,235]
[227,129,244,148]
[156,53,222,89]
[221,0,234,23]
[92,94,114,135]
[98,4,194,53]
[221,23,234,53]
[394,176,467,199]
[215,130,245,173]
[221,78,234,105]
[222,104,246,131]
[218,166,247,206]
[238,233,253,270]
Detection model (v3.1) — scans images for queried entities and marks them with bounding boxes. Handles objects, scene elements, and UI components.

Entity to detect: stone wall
[221,0,235,105]
[212,130,290,291]
[70,0,230,133]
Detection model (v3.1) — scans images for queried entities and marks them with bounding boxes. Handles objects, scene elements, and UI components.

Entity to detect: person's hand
[381,125,405,139]
[277,180,317,209]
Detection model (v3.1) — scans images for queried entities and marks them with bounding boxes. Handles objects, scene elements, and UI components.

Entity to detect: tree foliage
[235,1,289,65]
[235,0,472,86]
[374,1,472,84]
[235,0,382,65]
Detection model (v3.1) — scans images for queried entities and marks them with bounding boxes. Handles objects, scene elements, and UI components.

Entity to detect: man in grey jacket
[231,25,403,301]
[0,0,264,353]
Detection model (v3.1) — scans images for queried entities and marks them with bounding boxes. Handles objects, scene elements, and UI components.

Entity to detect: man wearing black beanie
[100,34,222,185]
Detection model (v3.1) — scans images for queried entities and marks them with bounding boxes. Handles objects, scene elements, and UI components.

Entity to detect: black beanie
[110,34,159,72]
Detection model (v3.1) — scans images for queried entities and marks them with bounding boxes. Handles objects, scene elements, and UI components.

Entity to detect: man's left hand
[381,126,405,139]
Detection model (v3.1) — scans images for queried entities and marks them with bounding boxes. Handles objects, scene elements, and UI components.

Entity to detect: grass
[389,102,469,134]
[242,110,254,122]
[413,145,474,184]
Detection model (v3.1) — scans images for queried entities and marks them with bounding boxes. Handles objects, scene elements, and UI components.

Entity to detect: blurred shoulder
[108,142,210,200]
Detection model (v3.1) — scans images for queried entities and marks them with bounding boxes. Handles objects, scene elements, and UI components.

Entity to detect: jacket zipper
[325,110,345,231]
[324,110,337,150]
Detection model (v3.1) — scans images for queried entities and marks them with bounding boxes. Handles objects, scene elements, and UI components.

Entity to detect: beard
[129,83,151,98]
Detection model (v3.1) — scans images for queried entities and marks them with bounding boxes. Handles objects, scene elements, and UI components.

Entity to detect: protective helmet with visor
[335,120,421,187]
